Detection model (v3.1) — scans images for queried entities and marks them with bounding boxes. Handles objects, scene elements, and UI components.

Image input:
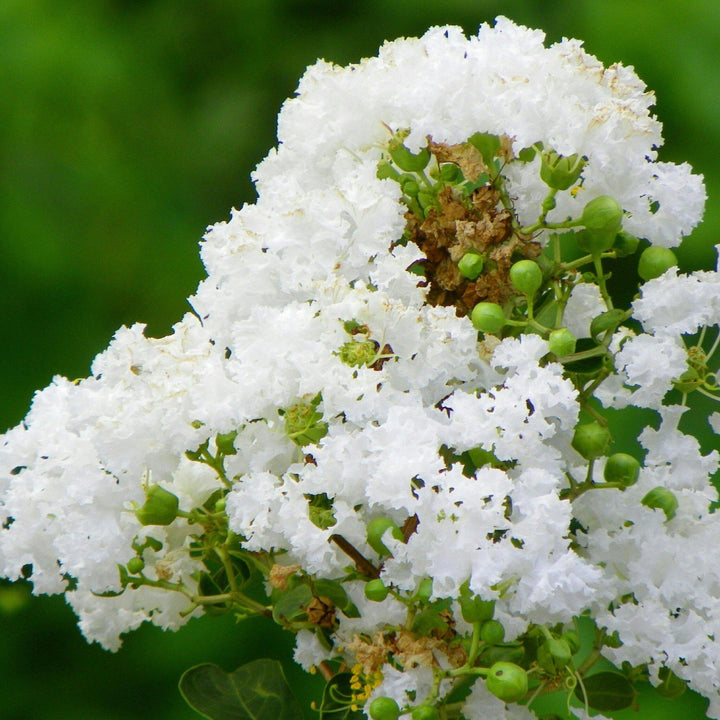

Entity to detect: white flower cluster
[1,17,718,720]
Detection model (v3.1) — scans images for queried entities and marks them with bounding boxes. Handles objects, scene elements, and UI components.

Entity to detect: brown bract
[269,563,301,590]
[306,596,337,628]
[404,152,540,316]
[429,140,488,183]
[346,625,467,677]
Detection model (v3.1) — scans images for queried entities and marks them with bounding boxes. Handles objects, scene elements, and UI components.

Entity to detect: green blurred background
[1,1,718,718]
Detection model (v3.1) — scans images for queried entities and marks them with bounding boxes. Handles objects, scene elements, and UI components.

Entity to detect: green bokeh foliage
[1,1,718,718]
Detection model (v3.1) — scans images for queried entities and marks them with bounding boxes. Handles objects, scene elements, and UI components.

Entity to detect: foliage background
[1,1,718,718]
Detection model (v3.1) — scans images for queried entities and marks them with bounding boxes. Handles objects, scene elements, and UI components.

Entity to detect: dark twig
[329,534,380,578]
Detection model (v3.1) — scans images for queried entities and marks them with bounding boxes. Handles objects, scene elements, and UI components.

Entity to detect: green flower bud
[575,228,614,255]
[603,453,641,487]
[388,140,431,172]
[547,327,577,357]
[537,638,572,673]
[674,368,703,393]
[485,662,528,703]
[126,557,145,574]
[578,196,623,253]
[540,150,586,191]
[458,252,485,280]
[369,696,400,720]
[459,587,495,623]
[135,485,179,526]
[401,177,420,197]
[642,487,679,521]
[282,396,328,447]
[638,246,678,281]
[509,260,543,297]
[480,619,505,645]
[561,631,580,654]
[470,302,506,335]
[439,163,461,183]
[481,644,525,666]
[571,422,612,460]
[412,706,440,720]
[415,578,433,603]
[541,194,557,214]
[215,430,238,456]
[612,230,640,257]
[417,190,437,212]
[367,517,404,556]
[338,339,378,368]
[364,579,389,602]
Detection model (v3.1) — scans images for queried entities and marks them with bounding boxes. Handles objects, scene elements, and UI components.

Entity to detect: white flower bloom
[631,246,720,336]
[2,17,719,718]
[611,332,688,407]
[366,664,437,712]
[710,412,720,435]
[563,282,606,339]
[293,629,332,671]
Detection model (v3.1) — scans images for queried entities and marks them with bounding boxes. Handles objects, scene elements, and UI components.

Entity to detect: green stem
[467,621,482,665]
[577,647,602,676]
[191,592,235,605]
[447,665,490,678]
[561,249,616,272]
[216,547,239,594]
[696,386,720,403]
[579,368,612,402]
[592,253,613,310]
[557,345,609,365]
[520,217,581,236]
[198,448,233,489]
[581,403,607,425]
[418,168,435,190]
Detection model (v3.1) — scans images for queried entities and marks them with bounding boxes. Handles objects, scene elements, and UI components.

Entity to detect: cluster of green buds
[564,420,680,520]
[672,340,719,400]
[377,128,501,220]
[280,393,329,447]
[337,320,395,371]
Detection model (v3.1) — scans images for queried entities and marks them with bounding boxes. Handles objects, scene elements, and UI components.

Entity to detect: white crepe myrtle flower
[1,16,718,720]
[294,629,333,672]
[563,281,606,339]
[710,412,720,435]
[631,247,720,337]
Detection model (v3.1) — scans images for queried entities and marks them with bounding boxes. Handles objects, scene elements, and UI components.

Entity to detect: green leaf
[318,673,365,720]
[306,493,337,530]
[313,578,349,609]
[411,598,452,635]
[179,659,302,720]
[468,131,501,165]
[656,666,687,700]
[590,308,627,339]
[574,671,635,712]
[342,599,361,619]
[272,583,312,625]
[197,553,251,603]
